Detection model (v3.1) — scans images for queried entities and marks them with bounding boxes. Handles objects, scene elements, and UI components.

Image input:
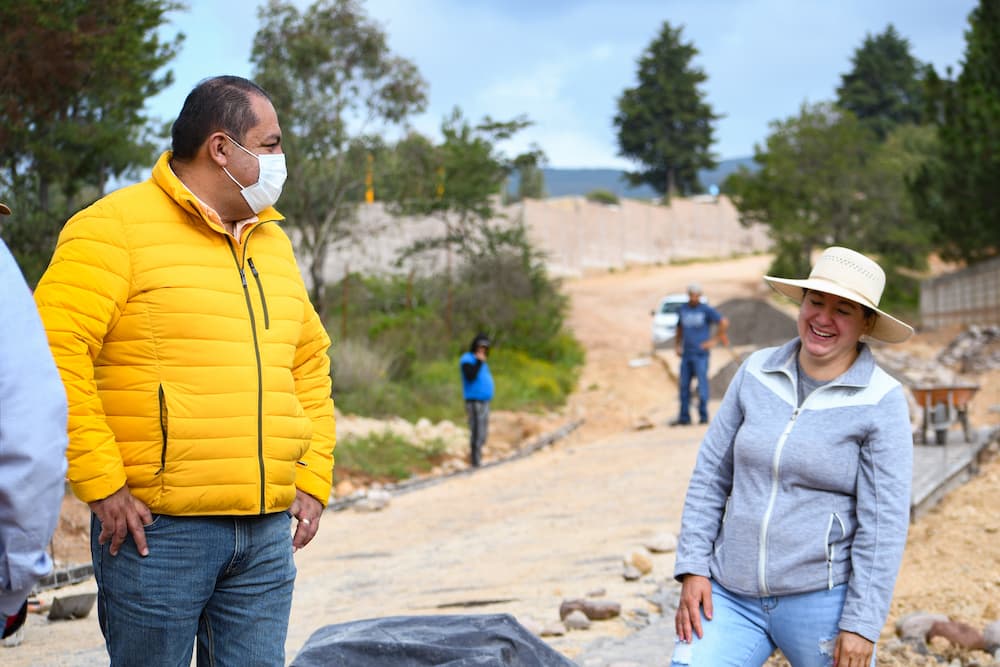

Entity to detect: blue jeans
[679,351,710,423]
[671,581,876,667]
[92,512,296,667]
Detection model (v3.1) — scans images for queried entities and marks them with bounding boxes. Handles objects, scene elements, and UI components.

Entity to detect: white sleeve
[0,240,68,615]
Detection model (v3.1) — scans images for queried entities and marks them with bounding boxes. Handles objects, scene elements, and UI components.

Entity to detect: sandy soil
[17,253,1000,666]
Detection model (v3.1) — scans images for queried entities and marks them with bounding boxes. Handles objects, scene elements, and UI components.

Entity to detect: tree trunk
[666,168,677,201]
[308,245,327,321]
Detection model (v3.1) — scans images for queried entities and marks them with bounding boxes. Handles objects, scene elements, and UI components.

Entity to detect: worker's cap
[686,282,702,294]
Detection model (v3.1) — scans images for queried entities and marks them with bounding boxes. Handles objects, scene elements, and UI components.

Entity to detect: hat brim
[764,275,914,344]
[0,203,10,216]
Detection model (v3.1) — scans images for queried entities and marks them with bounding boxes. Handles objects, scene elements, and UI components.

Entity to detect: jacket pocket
[157,385,168,475]
[714,496,731,557]
[825,512,846,589]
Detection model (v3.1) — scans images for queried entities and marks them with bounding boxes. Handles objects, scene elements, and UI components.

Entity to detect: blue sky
[148,0,978,168]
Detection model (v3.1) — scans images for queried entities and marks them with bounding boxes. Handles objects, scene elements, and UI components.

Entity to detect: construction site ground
[10,253,1000,666]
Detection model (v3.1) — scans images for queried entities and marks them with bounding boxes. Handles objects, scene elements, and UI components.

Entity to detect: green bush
[585,188,620,205]
[335,431,447,481]
[323,238,584,422]
[329,338,393,393]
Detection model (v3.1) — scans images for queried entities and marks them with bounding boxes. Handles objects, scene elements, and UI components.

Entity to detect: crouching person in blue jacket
[672,247,915,667]
[460,334,494,467]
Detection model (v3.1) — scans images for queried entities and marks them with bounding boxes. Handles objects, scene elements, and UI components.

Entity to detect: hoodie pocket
[824,512,846,589]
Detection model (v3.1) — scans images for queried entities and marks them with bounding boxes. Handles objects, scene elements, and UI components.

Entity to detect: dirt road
[11,253,1000,666]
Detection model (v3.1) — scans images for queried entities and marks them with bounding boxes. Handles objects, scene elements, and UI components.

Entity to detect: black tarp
[290,613,577,666]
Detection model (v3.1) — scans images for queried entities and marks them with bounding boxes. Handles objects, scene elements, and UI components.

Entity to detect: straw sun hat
[764,246,914,344]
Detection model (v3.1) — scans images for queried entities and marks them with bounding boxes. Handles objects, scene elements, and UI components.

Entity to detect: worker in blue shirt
[671,283,729,426]
[459,333,494,467]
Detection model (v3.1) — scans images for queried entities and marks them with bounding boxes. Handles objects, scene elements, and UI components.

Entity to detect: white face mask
[222,135,287,214]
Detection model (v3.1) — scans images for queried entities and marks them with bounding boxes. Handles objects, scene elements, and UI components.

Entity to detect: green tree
[613,21,719,199]
[726,103,876,276]
[728,103,935,302]
[912,1,1000,263]
[390,108,538,335]
[251,0,428,316]
[0,0,183,282]
[511,149,546,201]
[394,109,532,260]
[836,24,929,141]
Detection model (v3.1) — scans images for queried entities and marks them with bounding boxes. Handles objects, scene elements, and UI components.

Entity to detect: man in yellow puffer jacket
[34,76,335,666]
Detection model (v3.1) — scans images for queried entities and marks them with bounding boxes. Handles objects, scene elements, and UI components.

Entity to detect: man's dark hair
[469,333,491,353]
[171,76,272,160]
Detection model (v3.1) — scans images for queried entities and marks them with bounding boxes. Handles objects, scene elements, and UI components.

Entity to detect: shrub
[329,338,393,394]
[586,188,620,205]
[335,431,447,481]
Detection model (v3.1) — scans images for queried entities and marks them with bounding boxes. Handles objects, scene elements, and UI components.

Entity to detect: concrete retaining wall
[303,195,772,284]
[921,255,1000,329]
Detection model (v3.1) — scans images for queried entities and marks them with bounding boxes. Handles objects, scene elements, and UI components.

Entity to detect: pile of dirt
[710,298,797,398]
[716,297,797,348]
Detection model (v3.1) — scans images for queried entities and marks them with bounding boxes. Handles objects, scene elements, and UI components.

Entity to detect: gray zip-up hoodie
[673,339,912,643]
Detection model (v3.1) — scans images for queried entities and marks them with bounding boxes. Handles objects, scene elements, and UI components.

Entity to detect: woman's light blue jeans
[92,511,296,666]
[670,581,876,667]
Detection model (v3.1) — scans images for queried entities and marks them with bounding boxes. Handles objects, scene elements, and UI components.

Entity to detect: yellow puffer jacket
[35,152,335,515]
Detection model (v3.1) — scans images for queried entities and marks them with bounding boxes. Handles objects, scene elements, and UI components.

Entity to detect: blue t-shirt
[459,351,495,401]
[678,302,723,355]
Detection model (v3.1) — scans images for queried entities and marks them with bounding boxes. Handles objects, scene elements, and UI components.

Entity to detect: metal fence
[921,255,1000,329]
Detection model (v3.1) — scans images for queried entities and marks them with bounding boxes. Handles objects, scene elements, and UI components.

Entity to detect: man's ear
[206,132,230,167]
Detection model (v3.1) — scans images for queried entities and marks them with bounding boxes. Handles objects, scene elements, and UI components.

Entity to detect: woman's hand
[675,574,713,642]
[833,630,873,667]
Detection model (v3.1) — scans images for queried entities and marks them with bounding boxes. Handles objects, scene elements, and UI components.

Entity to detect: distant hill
[512,157,758,200]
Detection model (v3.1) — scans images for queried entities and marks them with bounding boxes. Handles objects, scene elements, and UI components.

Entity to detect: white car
[650,293,707,349]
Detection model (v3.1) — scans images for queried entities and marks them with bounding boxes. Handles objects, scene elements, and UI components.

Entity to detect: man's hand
[675,574,713,642]
[833,630,874,667]
[89,486,153,557]
[290,489,323,552]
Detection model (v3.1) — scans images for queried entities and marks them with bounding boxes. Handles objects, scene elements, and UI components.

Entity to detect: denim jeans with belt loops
[671,580,876,667]
[92,511,296,666]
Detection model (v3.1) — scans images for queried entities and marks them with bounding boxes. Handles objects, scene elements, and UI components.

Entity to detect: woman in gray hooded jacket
[672,247,914,667]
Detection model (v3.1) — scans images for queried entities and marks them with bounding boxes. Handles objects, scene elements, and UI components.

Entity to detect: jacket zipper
[758,407,798,594]
[247,258,270,330]
[228,233,267,514]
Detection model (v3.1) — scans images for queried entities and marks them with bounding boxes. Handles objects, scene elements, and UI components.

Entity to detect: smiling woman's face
[797,289,871,373]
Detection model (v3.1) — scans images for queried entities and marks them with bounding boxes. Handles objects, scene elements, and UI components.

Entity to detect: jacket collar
[762,338,874,388]
[151,151,285,229]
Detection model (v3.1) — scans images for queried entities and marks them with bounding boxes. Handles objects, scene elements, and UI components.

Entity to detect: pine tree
[613,22,719,200]
[836,24,928,141]
[913,1,1000,262]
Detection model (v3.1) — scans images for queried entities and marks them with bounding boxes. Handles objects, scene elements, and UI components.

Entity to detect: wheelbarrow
[911,384,980,445]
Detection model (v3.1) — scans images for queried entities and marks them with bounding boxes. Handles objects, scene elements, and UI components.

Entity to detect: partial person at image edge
[672,247,914,667]
[33,76,335,665]
[460,333,494,467]
[0,202,69,641]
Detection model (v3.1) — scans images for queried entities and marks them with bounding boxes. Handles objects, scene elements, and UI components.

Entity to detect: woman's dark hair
[469,333,491,353]
[171,76,272,160]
